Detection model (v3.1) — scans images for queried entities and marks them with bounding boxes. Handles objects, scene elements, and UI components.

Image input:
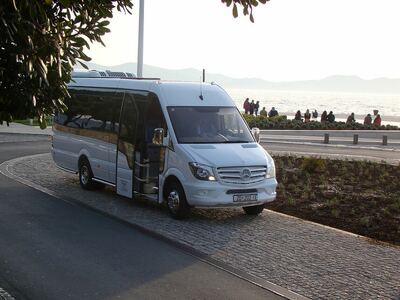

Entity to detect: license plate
[233,194,258,203]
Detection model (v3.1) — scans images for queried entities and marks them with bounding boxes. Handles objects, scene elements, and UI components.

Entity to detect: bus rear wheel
[165,181,191,220]
[79,159,97,190]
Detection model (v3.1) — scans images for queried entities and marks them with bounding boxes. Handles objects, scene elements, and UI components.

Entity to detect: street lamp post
[137,0,144,78]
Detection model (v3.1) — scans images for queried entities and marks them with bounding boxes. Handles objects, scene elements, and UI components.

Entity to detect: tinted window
[167,106,254,144]
[55,89,122,134]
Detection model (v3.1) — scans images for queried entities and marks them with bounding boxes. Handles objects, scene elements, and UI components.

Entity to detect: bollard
[29,118,33,126]
[353,134,358,145]
[324,133,329,144]
[382,135,388,146]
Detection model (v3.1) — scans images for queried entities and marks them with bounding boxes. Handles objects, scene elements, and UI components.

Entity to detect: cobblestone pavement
[5,154,400,300]
[0,288,14,300]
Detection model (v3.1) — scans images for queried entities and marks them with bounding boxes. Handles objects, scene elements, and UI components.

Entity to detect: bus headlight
[266,161,276,179]
[189,162,216,181]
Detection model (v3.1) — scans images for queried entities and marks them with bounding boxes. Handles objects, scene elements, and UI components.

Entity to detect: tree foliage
[221,0,270,23]
[0,0,132,127]
[0,0,266,127]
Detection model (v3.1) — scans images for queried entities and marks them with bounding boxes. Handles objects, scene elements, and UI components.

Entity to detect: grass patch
[13,117,53,127]
[266,156,400,245]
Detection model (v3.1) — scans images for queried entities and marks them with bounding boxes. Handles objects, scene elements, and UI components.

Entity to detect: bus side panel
[52,127,79,172]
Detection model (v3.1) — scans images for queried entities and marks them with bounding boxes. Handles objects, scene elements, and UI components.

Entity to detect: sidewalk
[260,129,400,151]
[0,123,51,135]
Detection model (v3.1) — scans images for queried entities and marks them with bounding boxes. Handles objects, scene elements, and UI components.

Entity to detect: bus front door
[132,93,166,200]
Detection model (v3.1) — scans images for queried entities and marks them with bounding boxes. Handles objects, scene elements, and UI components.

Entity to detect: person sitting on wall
[294,110,302,121]
[373,114,382,126]
[268,107,278,117]
[346,112,356,124]
[260,107,268,117]
[304,109,311,123]
[327,111,335,123]
[320,110,328,123]
[364,113,372,125]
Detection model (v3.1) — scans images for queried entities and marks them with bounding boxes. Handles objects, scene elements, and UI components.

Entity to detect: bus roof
[69,71,234,107]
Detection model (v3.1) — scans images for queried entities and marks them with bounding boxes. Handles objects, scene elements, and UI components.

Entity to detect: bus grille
[217,166,267,184]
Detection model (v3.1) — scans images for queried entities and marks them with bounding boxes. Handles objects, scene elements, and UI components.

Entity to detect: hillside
[84,62,400,94]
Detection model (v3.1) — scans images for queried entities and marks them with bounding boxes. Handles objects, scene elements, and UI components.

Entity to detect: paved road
[258,130,400,164]
[263,142,400,164]
[0,139,283,299]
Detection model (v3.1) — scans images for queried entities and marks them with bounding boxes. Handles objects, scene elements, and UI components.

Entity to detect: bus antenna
[199,76,204,101]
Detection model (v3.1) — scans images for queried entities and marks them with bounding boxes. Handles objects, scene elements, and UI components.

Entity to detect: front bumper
[184,178,278,208]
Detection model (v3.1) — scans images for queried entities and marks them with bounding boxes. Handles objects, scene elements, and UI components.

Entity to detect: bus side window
[118,95,137,170]
[146,93,167,141]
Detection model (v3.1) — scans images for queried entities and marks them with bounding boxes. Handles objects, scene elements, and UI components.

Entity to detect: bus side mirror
[152,128,165,146]
[251,127,260,143]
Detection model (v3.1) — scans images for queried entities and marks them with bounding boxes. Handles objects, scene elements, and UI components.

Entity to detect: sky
[87,0,400,81]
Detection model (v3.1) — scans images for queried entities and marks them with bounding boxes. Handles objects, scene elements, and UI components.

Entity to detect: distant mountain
[84,62,400,94]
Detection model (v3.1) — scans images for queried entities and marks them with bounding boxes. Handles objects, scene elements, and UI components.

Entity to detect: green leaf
[59,0,70,7]
[232,4,238,18]
[78,60,89,70]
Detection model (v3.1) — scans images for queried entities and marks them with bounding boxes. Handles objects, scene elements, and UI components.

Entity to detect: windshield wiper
[221,140,250,143]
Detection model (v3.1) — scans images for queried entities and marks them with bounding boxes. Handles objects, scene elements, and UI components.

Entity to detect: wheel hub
[168,190,180,212]
[81,165,89,185]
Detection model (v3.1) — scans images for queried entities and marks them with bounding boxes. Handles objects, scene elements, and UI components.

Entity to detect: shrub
[301,157,327,173]
[242,114,399,130]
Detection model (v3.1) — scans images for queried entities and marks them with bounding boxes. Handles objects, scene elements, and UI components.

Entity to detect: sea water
[226,88,400,126]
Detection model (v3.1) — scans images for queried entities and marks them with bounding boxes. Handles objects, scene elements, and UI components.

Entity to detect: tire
[78,158,97,190]
[243,204,265,215]
[165,181,191,219]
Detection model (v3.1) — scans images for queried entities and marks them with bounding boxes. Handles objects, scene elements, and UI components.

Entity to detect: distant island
[84,62,400,94]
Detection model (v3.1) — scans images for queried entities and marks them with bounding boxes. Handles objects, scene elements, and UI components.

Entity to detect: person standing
[304,109,311,123]
[254,101,260,116]
[249,100,255,115]
[327,111,335,123]
[312,109,318,119]
[320,111,327,123]
[373,114,382,126]
[243,98,250,114]
[294,110,302,121]
[364,113,372,125]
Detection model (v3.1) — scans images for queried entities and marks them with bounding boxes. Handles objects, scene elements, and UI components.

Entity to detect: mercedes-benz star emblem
[240,168,252,181]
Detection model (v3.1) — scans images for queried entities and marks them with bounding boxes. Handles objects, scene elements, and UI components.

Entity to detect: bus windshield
[167,106,254,144]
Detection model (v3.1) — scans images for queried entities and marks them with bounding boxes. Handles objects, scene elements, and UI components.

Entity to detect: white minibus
[52,70,277,219]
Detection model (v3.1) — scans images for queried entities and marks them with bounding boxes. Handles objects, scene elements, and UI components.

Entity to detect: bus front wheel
[165,181,191,219]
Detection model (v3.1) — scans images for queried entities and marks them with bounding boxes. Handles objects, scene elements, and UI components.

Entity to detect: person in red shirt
[243,98,250,114]
[373,114,382,126]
